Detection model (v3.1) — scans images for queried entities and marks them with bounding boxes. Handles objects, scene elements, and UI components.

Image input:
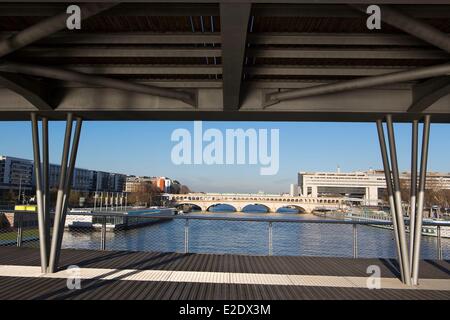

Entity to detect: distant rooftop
[299,170,450,176]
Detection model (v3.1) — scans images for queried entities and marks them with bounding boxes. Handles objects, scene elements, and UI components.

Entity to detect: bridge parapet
[168,193,345,213]
[170,194,343,204]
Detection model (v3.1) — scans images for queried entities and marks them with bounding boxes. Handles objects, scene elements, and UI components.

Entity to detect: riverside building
[298,169,450,205]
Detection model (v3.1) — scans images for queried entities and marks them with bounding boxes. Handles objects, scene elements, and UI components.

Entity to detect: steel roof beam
[31,79,411,90]
[263,4,450,105]
[247,48,448,60]
[17,47,222,58]
[252,4,450,18]
[248,66,410,76]
[1,32,440,47]
[0,73,56,110]
[265,63,450,103]
[17,46,447,60]
[2,110,449,123]
[409,76,450,112]
[54,65,413,77]
[0,3,219,17]
[0,62,197,107]
[351,5,450,54]
[0,3,118,58]
[25,32,222,45]
[64,65,222,75]
[220,3,251,111]
[59,79,223,88]
[3,84,450,115]
[1,4,449,19]
[248,33,435,46]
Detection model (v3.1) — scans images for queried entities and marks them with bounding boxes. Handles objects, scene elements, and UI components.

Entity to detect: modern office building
[125,176,181,194]
[151,177,180,193]
[298,169,450,205]
[91,171,126,193]
[1,155,184,199]
[1,155,126,195]
[156,177,165,192]
[0,156,34,197]
[72,168,96,191]
[125,176,154,193]
[164,178,172,193]
[289,183,300,197]
[48,164,96,192]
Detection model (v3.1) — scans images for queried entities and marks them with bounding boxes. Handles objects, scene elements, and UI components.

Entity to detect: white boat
[344,208,450,238]
[65,207,176,230]
[418,219,450,238]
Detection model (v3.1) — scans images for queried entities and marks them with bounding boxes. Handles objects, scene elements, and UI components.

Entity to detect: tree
[3,189,17,204]
[380,177,450,215]
[127,182,162,206]
[180,185,191,194]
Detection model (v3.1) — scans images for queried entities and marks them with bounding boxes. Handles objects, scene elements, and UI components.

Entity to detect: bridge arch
[206,203,237,212]
[275,205,306,214]
[175,203,204,212]
[241,203,271,213]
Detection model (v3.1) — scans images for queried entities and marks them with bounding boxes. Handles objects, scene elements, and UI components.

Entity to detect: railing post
[353,224,358,259]
[437,226,442,260]
[268,221,273,256]
[16,212,23,247]
[100,215,106,251]
[184,218,189,254]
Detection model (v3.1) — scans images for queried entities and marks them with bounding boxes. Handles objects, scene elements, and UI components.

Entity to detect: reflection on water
[62,209,450,259]
[207,204,299,213]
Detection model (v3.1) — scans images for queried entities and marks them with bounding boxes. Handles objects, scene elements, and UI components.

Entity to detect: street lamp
[17,173,23,204]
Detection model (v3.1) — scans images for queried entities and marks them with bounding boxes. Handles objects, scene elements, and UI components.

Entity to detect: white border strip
[0,265,449,291]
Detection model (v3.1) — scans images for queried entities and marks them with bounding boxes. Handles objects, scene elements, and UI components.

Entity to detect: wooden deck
[0,247,448,300]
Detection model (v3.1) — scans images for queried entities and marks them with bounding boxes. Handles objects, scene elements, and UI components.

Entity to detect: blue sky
[0,121,449,193]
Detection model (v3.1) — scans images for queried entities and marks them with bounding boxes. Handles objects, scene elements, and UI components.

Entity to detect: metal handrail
[3,209,450,226]
[1,209,447,260]
[72,211,450,227]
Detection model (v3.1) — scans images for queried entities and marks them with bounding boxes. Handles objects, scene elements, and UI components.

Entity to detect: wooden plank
[0,247,448,279]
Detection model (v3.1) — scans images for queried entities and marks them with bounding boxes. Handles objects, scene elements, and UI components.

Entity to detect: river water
[61,206,450,260]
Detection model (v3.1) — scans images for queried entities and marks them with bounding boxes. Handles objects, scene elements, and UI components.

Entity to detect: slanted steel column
[42,117,51,259]
[48,113,73,273]
[351,5,450,54]
[0,3,118,58]
[31,113,48,273]
[386,115,411,285]
[376,119,404,282]
[409,120,419,270]
[266,63,450,103]
[54,117,82,268]
[0,62,197,107]
[412,115,431,285]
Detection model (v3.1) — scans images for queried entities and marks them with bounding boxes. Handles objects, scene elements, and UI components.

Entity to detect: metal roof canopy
[0,1,449,122]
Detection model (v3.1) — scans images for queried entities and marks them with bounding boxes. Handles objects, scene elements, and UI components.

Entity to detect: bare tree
[180,185,191,194]
[128,182,162,206]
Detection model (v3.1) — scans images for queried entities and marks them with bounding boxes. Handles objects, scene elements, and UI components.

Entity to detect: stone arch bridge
[168,193,346,213]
